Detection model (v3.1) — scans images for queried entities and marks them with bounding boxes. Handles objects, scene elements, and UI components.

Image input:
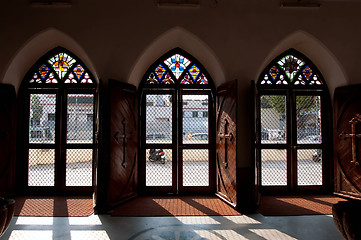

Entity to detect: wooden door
[334,84,361,197]
[216,80,237,207]
[106,80,138,207]
[0,84,16,194]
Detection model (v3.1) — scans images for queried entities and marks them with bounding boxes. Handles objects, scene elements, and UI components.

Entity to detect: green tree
[261,95,319,115]
[31,94,43,122]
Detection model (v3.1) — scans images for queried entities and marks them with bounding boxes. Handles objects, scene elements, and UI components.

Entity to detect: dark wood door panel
[216,80,237,206]
[335,85,361,196]
[0,84,16,194]
[107,80,138,207]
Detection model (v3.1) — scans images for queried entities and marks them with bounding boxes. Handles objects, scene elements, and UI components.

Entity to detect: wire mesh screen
[146,149,172,186]
[67,94,94,144]
[297,149,322,186]
[182,149,209,186]
[66,149,93,186]
[260,95,286,144]
[146,94,172,144]
[28,149,55,186]
[182,95,209,144]
[296,96,321,144]
[29,94,56,144]
[261,149,287,186]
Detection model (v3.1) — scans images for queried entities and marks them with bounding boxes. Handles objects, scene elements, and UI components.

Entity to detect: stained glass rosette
[164,54,191,79]
[155,64,166,80]
[48,53,76,79]
[161,73,175,84]
[196,74,208,84]
[180,74,193,84]
[278,55,304,82]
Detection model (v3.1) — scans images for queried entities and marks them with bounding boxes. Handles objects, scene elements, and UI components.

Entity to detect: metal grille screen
[146,94,172,144]
[28,149,55,186]
[182,149,209,186]
[182,95,209,144]
[67,94,94,143]
[297,149,322,186]
[260,95,286,144]
[29,94,56,144]
[296,96,321,144]
[146,149,172,186]
[66,149,93,186]
[261,149,287,186]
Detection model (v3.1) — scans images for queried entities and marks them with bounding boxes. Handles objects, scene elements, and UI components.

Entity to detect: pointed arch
[2,28,99,93]
[257,30,347,96]
[128,27,225,87]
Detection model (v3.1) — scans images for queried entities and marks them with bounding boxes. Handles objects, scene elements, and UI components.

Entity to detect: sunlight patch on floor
[68,214,102,225]
[175,216,221,224]
[9,230,53,239]
[16,217,54,225]
[250,229,297,240]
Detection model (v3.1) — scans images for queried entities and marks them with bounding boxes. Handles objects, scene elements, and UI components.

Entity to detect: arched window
[256,48,331,193]
[139,48,215,194]
[18,47,97,194]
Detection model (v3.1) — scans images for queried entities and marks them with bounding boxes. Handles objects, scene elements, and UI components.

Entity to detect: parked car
[301,135,321,143]
[191,133,208,140]
[312,149,322,162]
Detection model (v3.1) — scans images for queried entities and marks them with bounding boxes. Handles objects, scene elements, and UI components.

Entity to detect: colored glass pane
[294,75,306,85]
[154,64,166,80]
[65,73,77,84]
[196,74,209,84]
[30,73,42,84]
[276,75,288,85]
[146,73,158,84]
[278,55,304,81]
[80,73,93,83]
[164,54,191,79]
[161,73,175,84]
[188,64,200,80]
[261,74,272,85]
[310,75,322,85]
[302,66,313,81]
[268,66,279,80]
[45,72,58,84]
[38,64,50,79]
[180,73,193,84]
[48,53,76,79]
[73,64,85,80]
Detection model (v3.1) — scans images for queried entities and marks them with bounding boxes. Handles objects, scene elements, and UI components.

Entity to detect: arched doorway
[102,48,238,209]
[138,48,216,194]
[17,47,97,195]
[256,48,332,194]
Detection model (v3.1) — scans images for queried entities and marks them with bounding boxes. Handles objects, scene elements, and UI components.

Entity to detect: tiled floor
[1,213,343,239]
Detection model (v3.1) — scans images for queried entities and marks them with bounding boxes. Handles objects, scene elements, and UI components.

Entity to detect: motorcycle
[149,149,165,164]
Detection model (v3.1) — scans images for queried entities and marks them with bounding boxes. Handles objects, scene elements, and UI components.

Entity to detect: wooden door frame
[257,88,332,194]
[139,89,178,194]
[139,88,216,195]
[18,87,96,196]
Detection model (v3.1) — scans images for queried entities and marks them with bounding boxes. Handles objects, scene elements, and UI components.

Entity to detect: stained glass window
[143,49,211,85]
[259,49,324,87]
[27,48,95,85]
